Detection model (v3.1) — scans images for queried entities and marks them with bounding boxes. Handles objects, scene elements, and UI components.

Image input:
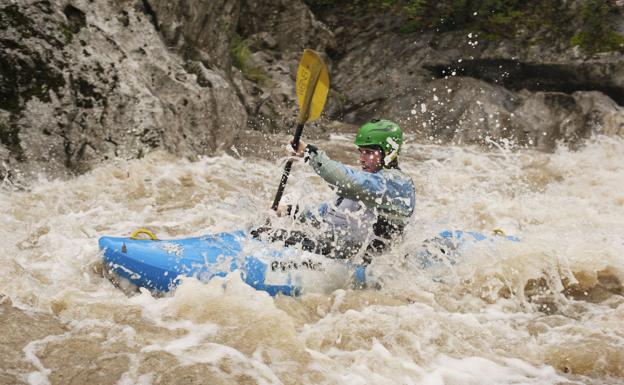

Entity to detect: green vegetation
[571,31,624,54]
[570,0,624,54]
[305,0,624,54]
[59,23,74,44]
[230,34,271,86]
[330,90,351,112]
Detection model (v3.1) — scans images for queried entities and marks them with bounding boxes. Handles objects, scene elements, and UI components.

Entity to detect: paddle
[271,49,329,211]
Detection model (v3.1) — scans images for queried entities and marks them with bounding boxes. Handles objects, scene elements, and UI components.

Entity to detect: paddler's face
[358,147,383,173]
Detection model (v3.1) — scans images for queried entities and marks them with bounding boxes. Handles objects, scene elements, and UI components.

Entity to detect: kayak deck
[99,231,366,296]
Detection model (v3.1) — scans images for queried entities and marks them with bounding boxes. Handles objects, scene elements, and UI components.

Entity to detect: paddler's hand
[275,204,287,217]
[288,139,306,157]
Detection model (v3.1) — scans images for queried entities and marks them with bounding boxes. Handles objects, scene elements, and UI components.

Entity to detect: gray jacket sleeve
[306,148,415,222]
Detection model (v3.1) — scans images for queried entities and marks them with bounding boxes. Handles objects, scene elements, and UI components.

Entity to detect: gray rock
[511,92,589,150]
[1,0,343,183]
[145,0,240,70]
[400,77,522,146]
[234,0,336,133]
[572,91,624,137]
[2,0,624,185]
[318,6,624,149]
[1,0,246,182]
[238,0,335,53]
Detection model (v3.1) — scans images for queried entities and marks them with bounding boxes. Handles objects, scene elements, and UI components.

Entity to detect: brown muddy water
[1,132,623,385]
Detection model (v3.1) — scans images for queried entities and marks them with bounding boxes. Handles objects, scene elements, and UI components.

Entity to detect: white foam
[2,135,624,383]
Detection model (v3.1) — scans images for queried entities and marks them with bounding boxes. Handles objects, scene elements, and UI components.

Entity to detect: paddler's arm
[305,145,382,203]
[290,139,379,199]
[292,140,414,217]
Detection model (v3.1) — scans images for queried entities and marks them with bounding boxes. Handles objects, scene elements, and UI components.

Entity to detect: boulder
[315,5,624,149]
[144,0,240,70]
[235,0,336,133]
[0,0,246,182]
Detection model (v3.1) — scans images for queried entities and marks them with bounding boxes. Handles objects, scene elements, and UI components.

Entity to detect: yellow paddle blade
[296,49,330,123]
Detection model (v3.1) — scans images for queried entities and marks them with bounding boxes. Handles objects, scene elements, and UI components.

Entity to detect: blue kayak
[98,229,519,296]
[99,230,366,296]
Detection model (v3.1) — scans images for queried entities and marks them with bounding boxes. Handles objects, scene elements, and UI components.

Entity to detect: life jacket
[255,146,415,261]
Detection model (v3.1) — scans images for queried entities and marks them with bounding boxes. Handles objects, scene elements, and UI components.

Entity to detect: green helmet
[354,119,403,163]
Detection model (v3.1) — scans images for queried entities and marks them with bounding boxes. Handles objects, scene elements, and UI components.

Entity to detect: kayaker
[256,119,416,262]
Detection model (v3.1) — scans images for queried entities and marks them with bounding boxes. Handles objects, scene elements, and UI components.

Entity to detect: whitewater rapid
[1,133,623,385]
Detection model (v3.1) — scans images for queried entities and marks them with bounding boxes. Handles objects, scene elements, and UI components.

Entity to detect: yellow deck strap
[492,228,506,236]
[130,228,158,240]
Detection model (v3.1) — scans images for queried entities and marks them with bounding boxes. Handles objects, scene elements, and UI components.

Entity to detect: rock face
[2,0,624,183]
[318,6,624,151]
[145,0,240,70]
[1,0,247,182]
[234,0,335,133]
[0,0,338,183]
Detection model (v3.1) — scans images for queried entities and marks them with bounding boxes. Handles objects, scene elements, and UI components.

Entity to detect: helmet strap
[383,150,397,166]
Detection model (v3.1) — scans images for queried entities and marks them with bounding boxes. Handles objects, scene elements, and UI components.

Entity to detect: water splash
[1,135,623,384]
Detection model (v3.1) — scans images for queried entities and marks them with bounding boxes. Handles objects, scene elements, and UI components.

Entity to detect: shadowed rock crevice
[424,59,624,106]
[62,4,86,34]
[140,0,159,32]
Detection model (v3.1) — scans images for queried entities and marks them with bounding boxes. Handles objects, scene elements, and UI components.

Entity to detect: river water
[1,132,623,385]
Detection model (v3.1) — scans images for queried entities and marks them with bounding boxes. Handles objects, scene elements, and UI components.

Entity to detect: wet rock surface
[316,5,624,151]
[0,0,247,183]
[1,0,624,183]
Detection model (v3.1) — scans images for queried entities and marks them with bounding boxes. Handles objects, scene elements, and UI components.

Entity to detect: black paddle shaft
[291,122,305,149]
[271,122,305,210]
